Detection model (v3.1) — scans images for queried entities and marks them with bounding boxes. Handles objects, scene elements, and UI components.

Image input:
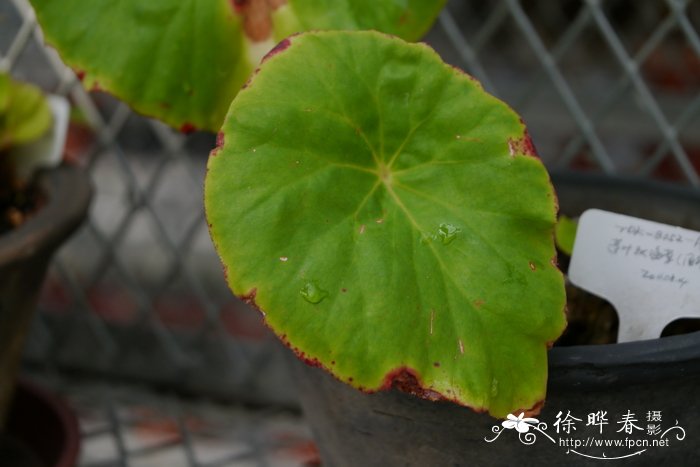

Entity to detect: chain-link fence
[2,0,699,465]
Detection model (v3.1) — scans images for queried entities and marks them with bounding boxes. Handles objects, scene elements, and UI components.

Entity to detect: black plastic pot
[293,173,700,466]
[0,165,91,428]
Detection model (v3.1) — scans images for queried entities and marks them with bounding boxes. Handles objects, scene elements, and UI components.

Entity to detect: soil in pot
[558,279,700,346]
[0,157,45,234]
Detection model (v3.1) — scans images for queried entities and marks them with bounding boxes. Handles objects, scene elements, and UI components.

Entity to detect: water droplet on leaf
[421,223,461,245]
[300,281,329,304]
[438,223,461,245]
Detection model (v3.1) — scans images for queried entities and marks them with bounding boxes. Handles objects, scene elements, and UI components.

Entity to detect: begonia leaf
[206,31,566,417]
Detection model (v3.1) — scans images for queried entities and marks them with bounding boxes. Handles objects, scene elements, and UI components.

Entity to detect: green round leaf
[0,73,52,151]
[205,31,566,417]
[273,0,447,42]
[30,0,445,132]
[31,0,252,132]
[555,215,578,257]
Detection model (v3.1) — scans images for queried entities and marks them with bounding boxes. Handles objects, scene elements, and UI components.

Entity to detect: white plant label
[569,209,700,343]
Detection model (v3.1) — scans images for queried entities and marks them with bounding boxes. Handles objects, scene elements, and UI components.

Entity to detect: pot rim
[548,172,700,384]
[11,378,81,467]
[0,165,92,267]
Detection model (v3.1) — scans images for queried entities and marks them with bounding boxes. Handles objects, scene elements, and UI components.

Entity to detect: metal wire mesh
[2,0,298,409]
[433,0,700,183]
[27,373,315,467]
[1,0,699,465]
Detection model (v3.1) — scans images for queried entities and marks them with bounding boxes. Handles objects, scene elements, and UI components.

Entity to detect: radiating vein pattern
[206,31,566,417]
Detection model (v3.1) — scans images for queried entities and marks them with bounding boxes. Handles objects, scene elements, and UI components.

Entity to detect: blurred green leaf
[555,215,578,256]
[0,73,52,151]
[31,0,445,132]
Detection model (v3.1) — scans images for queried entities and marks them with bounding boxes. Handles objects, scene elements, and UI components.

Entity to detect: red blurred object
[219,301,269,341]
